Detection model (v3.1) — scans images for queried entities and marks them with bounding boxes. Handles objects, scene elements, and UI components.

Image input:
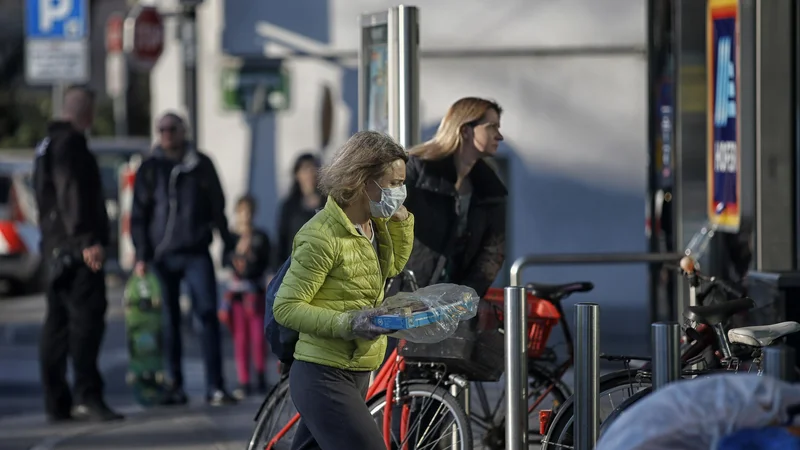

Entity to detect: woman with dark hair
[276,153,324,263]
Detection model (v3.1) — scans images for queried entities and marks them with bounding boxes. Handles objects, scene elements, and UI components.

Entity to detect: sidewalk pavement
[0,397,261,450]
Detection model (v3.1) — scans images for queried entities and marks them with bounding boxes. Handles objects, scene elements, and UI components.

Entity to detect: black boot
[73,399,124,422]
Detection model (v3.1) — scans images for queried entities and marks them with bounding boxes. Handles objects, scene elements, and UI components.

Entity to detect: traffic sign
[25,0,88,39]
[106,12,124,53]
[24,0,90,85]
[124,5,164,71]
[220,62,291,113]
[26,40,89,83]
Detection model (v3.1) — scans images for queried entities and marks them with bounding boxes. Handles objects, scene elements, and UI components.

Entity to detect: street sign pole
[107,12,128,137]
[51,84,65,119]
[180,1,200,145]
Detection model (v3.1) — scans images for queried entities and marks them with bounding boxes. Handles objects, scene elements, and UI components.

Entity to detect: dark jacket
[276,194,325,263]
[224,229,272,281]
[401,155,507,297]
[130,145,232,262]
[33,121,109,253]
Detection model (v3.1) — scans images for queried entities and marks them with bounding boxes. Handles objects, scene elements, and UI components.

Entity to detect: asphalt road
[0,284,274,450]
[0,285,650,450]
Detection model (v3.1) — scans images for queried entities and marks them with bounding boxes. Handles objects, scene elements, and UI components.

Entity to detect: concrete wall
[151,0,651,354]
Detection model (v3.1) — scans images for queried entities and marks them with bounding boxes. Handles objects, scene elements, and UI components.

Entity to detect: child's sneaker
[232,384,250,400]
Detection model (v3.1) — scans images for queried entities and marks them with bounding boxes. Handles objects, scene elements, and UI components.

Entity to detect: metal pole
[762,345,796,381]
[51,83,66,119]
[651,322,681,390]
[575,303,599,450]
[113,91,128,137]
[396,5,420,149]
[508,252,683,287]
[449,384,469,449]
[181,6,199,145]
[504,286,528,450]
[386,7,399,142]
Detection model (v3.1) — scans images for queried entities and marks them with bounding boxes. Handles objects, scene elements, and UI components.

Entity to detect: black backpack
[263,257,298,364]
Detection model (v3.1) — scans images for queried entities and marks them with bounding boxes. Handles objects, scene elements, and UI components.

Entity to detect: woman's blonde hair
[319,131,408,206]
[409,97,503,161]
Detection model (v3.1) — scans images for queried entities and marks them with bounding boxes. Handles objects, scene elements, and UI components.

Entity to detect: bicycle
[592,263,800,440]
[249,344,472,449]
[540,257,800,449]
[247,276,594,450]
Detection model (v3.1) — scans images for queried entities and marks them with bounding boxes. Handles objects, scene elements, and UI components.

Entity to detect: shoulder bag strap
[428,216,462,286]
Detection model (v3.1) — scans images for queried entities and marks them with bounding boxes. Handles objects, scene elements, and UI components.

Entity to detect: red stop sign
[106,13,124,53]
[124,5,164,71]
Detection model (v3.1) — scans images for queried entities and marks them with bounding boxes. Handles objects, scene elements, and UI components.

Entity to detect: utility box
[745,271,800,355]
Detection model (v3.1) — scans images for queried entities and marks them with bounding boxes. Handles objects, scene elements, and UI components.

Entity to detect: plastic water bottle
[683,222,718,270]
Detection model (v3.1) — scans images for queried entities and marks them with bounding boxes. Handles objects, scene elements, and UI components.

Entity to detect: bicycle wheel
[469,363,570,449]
[541,369,652,450]
[597,386,652,438]
[247,377,298,450]
[367,383,473,450]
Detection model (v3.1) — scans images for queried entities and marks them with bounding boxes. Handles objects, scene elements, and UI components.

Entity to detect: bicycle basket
[399,299,504,382]
[482,287,560,359]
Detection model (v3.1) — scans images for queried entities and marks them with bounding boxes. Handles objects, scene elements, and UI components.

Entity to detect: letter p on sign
[39,0,73,33]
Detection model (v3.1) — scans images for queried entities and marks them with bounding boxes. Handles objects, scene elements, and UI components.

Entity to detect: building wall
[151,0,651,353]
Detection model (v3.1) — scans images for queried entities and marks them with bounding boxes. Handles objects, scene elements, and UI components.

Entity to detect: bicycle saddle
[727,321,800,347]
[526,281,594,301]
[684,297,755,326]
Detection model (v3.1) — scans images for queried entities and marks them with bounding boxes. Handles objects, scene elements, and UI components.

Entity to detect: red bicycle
[247,282,592,450]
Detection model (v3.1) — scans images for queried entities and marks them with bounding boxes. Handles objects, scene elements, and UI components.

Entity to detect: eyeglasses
[158,125,178,134]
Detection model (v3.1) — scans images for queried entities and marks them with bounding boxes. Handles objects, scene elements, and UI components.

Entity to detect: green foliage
[0,93,118,149]
[93,98,116,137]
[0,93,50,149]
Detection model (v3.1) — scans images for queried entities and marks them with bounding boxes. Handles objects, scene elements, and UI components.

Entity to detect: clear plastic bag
[371,284,480,344]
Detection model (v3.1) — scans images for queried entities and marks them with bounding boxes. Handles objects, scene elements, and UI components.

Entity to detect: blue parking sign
[26,0,88,39]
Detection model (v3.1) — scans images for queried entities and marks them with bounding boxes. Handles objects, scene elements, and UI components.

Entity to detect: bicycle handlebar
[678,256,745,300]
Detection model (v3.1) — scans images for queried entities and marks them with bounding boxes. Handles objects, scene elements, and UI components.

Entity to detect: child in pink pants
[219,195,272,399]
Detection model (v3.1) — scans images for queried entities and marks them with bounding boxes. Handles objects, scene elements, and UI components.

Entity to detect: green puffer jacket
[273,195,414,371]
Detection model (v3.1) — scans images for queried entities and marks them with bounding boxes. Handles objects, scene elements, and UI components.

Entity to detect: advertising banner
[707,0,741,232]
[365,25,389,134]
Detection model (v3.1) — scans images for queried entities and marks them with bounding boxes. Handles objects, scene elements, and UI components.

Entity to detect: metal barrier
[509,252,683,287]
[651,322,681,390]
[763,345,796,381]
[504,286,528,450]
[503,252,680,449]
[574,303,600,450]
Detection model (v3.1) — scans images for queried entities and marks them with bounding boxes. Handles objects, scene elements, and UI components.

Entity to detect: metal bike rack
[763,344,796,381]
[504,286,528,450]
[503,252,680,450]
[508,252,683,287]
[575,303,600,450]
[651,322,681,390]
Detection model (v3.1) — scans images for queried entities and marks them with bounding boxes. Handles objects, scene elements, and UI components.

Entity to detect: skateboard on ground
[123,273,167,407]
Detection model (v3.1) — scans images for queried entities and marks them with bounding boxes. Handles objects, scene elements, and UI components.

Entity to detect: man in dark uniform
[34,86,123,422]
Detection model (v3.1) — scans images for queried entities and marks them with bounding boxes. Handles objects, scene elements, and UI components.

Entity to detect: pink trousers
[226,291,266,385]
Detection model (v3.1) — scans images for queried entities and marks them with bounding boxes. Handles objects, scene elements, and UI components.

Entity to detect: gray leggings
[290,360,384,450]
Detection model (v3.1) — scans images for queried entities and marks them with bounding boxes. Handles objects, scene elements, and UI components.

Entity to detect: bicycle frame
[264,348,406,450]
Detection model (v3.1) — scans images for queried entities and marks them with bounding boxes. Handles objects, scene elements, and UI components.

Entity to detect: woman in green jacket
[272,130,414,450]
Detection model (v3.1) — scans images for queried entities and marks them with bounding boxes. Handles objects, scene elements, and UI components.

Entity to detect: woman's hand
[344,308,393,340]
[391,205,409,222]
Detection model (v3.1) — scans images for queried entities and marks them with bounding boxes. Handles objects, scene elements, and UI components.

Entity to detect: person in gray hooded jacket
[130,111,236,406]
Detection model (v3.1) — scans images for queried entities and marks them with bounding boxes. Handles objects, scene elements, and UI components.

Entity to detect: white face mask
[369,181,407,218]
